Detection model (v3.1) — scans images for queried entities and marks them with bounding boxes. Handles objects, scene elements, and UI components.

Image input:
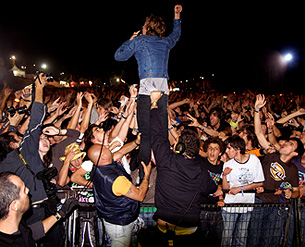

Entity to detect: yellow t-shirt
[112,176,132,196]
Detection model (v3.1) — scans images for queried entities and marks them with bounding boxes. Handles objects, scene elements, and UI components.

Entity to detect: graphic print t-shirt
[203,157,223,204]
[257,153,299,203]
[223,154,265,212]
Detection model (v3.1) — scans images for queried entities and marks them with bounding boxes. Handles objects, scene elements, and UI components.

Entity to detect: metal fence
[61,188,305,247]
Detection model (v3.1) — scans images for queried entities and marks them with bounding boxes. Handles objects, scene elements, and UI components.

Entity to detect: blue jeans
[103,219,135,247]
[247,198,288,247]
[221,209,251,247]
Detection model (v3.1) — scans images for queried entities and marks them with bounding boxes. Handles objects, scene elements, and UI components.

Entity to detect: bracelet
[14,98,20,103]
[267,130,274,134]
[121,113,127,119]
[151,101,157,107]
[168,126,174,130]
[143,177,149,182]
[134,140,140,146]
[241,186,244,197]
[201,125,207,131]
[54,212,61,221]
[254,109,260,113]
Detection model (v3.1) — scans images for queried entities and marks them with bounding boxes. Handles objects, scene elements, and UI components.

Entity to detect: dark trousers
[137,94,168,179]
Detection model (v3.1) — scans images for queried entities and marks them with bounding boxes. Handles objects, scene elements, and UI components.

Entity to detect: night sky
[0,2,304,92]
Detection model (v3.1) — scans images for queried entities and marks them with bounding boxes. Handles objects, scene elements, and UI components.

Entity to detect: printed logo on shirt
[208,170,221,185]
[299,171,305,186]
[270,162,286,181]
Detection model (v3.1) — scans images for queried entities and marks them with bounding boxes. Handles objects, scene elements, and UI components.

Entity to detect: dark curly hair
[203,137,225,156]
[178,127,200,157]
[144,14,166,38]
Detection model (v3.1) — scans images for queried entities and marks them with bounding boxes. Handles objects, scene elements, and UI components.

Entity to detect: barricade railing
[58,188,304,247]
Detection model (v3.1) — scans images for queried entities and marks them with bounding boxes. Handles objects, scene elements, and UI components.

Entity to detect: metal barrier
[59,188,305,247]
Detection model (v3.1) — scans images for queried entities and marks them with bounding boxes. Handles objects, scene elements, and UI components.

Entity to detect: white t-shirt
[223,154,265,213]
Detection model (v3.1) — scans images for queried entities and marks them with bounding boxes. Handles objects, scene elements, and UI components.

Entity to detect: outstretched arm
[254,94,270,149]
[174,5,182,19]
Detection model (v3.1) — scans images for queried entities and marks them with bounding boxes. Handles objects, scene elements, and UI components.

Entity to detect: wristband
[134,140,140,146]
[58,129,63,135]
[143,177,149,182]
[241,186,244,197]
[254,109,260,113]
[168,126,174,130]
[121,113,127,119]
[151,101,157,107]
[54,213,61,221]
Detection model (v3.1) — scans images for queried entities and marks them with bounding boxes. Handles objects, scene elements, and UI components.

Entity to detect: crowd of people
[0,74,305,246]
[1,4,305,247]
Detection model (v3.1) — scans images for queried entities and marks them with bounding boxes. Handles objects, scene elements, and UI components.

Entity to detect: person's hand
[174,5,183,16]
[35,73,47,87]
[256,187,264,194]
[76,92,84,106]
[3,87,13,98]
[57,197,78,219]
[187,114,200,128]
[223,167,232,176]
[213,187,223,197]
[129,85,138,98]
[229,186,241,195]
[47,97,61,113]
[283,189,292,199]
[65,146,78,162]
[97,111,109,123]
[142,161,152,180]
[254,94,266,110]
[124,100,135,117]
[297,108,305,115]
[43,126,61,136]
[150,91,162,104]
[84,92,94,105]
[217,199,225,207]
[109,141,121,152]
[130,30,140,41]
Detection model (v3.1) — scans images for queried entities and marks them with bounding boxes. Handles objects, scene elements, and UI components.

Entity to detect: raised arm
[276,108,305,124]
[174,4,182,19]
[254,94,270,149]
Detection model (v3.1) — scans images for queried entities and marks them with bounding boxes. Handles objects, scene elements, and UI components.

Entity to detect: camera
[6,105,29,117]
[35,71,54,82]
[36,167,58,199]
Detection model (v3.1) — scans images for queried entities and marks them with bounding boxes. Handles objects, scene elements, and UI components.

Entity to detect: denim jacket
[114,19,181,80]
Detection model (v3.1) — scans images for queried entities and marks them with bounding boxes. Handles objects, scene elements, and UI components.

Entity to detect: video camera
[36,167,58,199]
[6,105,30,117]
[35,71,54,82]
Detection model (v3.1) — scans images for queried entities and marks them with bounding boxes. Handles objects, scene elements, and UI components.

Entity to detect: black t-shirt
[201,157,223,205]
[257,153,299,203]
[0,221,36,247]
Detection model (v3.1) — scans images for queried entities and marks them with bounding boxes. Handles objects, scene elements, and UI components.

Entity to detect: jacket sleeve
[114,39,136,61]
[150,108,173,166]
[19,102,47,155]
[165,19,181,49]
